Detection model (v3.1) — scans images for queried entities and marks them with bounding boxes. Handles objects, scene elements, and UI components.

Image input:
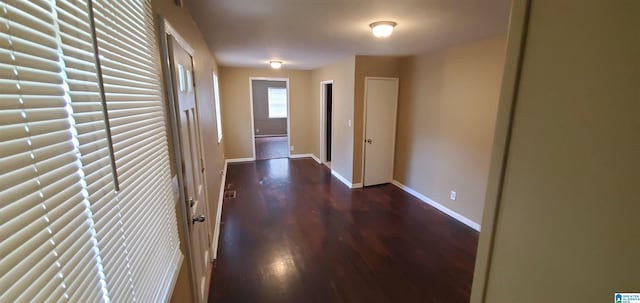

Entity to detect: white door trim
[319,80,334,163]
[164,20,194,56]
[248,77,291,159]
[361,77,399,186]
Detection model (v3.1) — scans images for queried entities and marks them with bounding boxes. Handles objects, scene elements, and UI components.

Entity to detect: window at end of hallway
[213,73,223,143]
[268,87,287,118]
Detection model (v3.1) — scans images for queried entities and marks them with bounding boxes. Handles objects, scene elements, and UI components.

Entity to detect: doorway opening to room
[320,81,333,168]
[250,78,290,160]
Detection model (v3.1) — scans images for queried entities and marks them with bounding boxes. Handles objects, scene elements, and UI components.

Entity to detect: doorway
[250,78,290,160]
[320,81,333,167]
[362,77,399,186]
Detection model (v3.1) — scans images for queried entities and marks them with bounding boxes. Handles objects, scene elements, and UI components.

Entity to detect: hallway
[209,158,479,303]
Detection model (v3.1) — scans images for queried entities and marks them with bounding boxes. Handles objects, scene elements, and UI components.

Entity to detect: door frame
[248,77,291,159]
[361,77,399,186]
[319,80,334,163]
[159,18,211,303]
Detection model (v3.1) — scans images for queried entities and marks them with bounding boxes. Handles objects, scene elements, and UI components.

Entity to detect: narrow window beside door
[213,73,223,142]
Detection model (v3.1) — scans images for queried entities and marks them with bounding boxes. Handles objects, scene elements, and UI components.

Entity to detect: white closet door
[363,77,399,186]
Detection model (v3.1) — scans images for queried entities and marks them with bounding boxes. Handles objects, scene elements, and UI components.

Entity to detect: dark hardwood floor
[209,158,478,303]
[255,136,289,160]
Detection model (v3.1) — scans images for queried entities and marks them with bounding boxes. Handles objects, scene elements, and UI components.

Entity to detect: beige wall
[310,57,356,182]
[474,1,640,302]
[152,0,225,302]
[394,36,507,224]
[219,67,313,158]
[353,56,405,184]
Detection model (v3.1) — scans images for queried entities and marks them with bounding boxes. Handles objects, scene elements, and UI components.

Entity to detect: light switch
[348,120,352,127]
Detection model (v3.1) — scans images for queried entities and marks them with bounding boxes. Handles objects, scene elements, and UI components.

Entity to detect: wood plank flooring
[209,158,478,303]
[255,136,289,160]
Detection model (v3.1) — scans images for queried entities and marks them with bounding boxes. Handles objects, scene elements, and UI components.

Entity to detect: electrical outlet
[450,191,457,201]
[290,145,294,151]
[256,128,260,133]
[348,120,352,127]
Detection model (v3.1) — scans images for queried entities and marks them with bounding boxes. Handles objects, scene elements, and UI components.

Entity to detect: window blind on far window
[0,1,106,302]
[91,0,182,302]
[267,87,287,118]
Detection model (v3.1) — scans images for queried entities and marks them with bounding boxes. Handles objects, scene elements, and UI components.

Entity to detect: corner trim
[391,180,481,231]
[470,1,532,301]
[225,157,255,163]
[289,153,321,164]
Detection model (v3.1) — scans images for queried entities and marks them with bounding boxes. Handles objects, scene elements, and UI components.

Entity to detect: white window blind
[55,0,125,301]
[1,0,182,302]
[213,73,222,142]
[0,1,106,302]
[91,0,181,302]
[267,87,287,118]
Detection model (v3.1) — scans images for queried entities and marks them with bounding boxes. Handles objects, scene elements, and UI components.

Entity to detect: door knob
[366,139,373,144]
[192,215,206,224]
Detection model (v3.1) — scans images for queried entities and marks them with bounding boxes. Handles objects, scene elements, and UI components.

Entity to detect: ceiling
[185,0,512,70]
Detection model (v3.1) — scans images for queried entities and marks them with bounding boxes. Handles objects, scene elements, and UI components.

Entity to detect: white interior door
[171,37,210,302]
[363,78,399,186]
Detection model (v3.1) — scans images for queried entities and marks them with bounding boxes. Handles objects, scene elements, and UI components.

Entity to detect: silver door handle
[366,139,372,144]
[192,215,206,224]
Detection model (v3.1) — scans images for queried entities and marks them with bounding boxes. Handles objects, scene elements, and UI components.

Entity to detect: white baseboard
[254,134,287,138]
[289,153,311,159]
[225,157,254,163]
[391,180,481,231]
[289,153,321,164]
[310,154,321,164]
[331,169,360,189]
[212,161,228,260]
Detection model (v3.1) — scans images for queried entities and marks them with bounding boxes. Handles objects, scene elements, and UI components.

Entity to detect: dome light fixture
[369,21,397,38]
[269,60,283,69]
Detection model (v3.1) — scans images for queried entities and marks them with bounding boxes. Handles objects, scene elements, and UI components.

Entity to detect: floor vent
[223,190,237,199]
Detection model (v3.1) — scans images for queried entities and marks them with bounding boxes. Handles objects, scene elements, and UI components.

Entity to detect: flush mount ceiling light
[370,21,397,38]
[269,61,283,69]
